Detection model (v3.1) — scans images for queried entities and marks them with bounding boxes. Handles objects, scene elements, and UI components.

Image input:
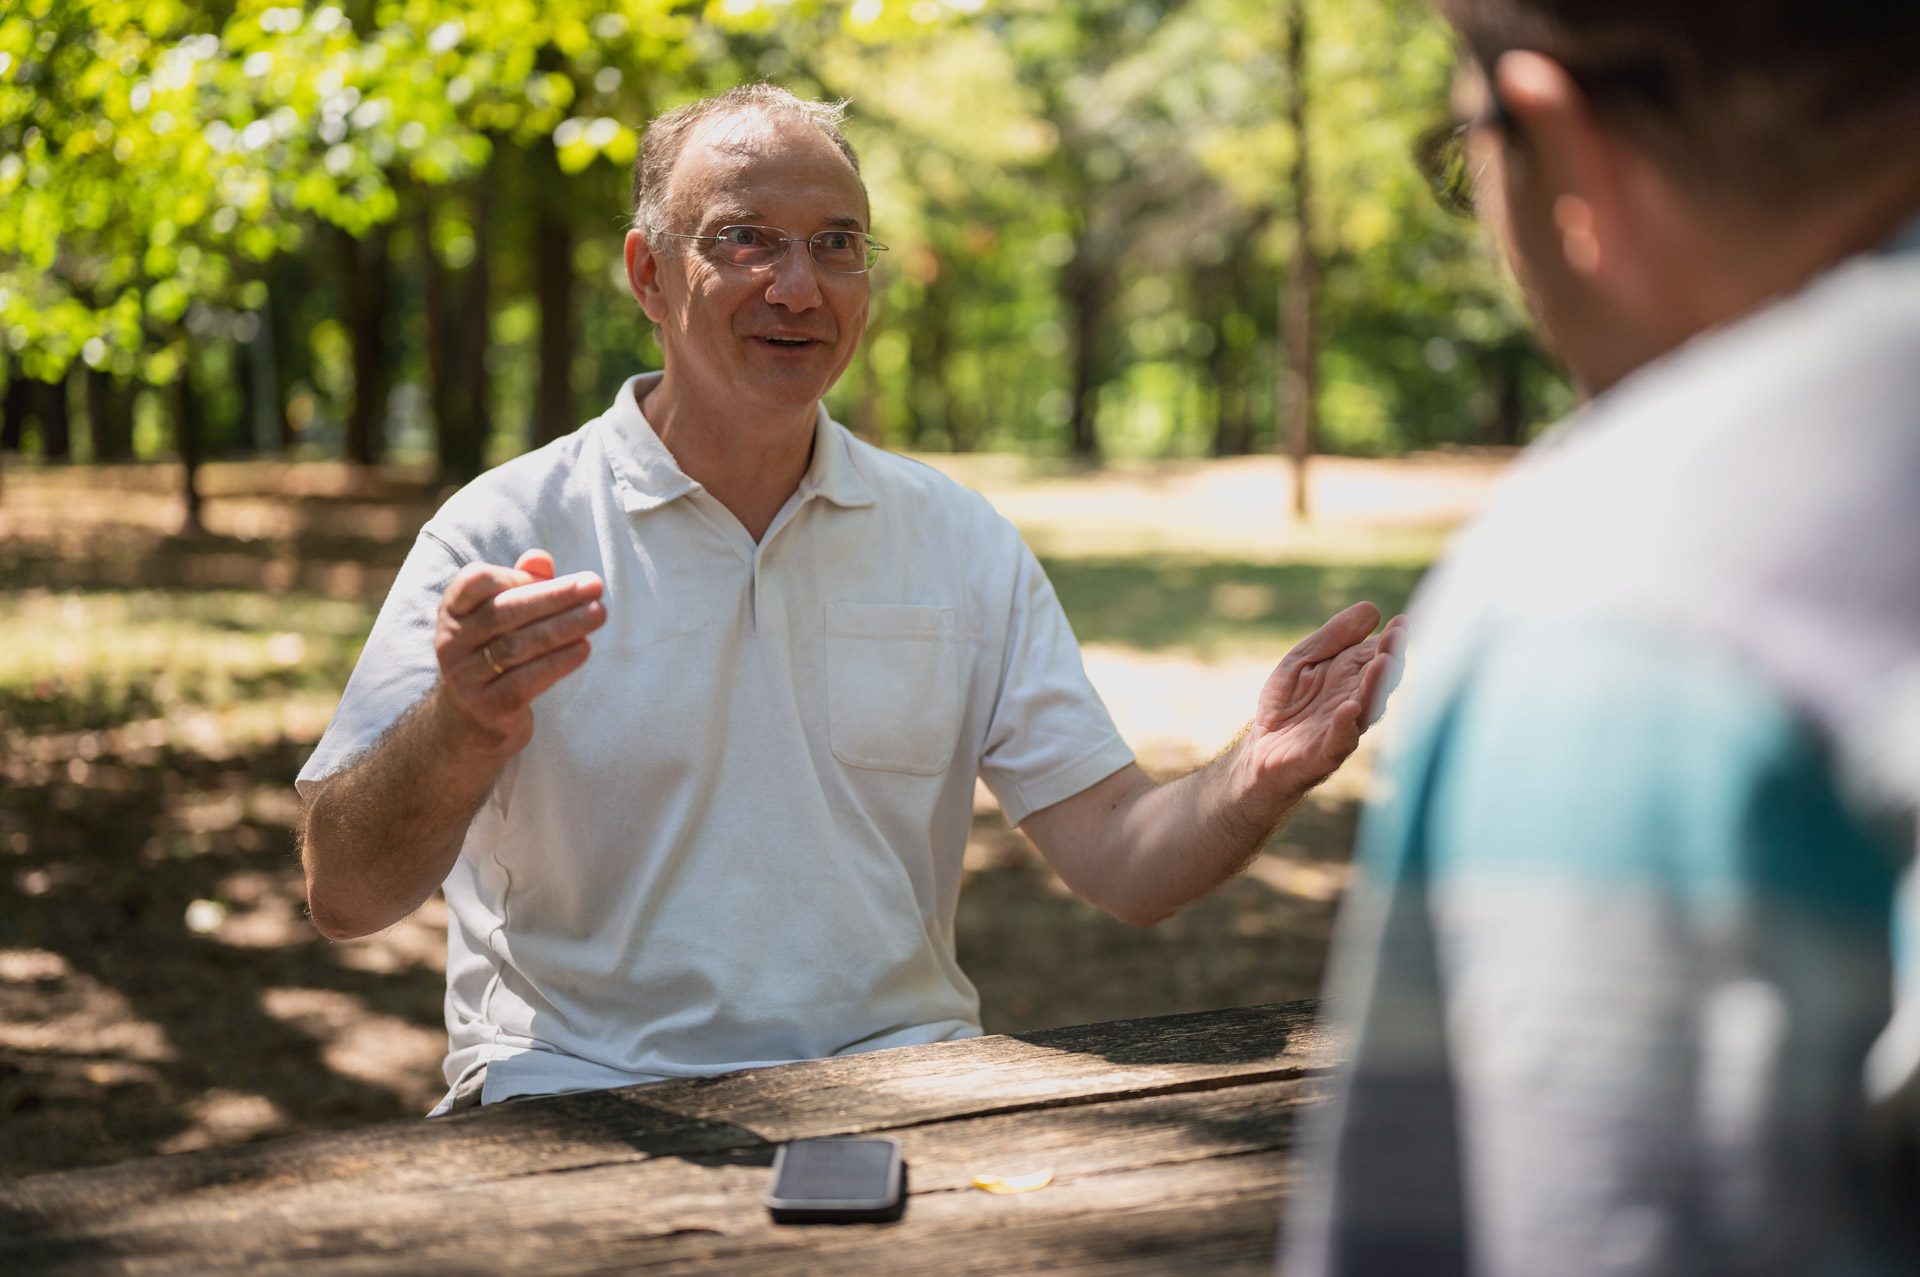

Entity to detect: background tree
[1,0,1565,530]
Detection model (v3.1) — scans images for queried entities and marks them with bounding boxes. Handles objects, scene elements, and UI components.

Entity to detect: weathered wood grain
[3,1078,1327,1275]
[0,1001,1337,1275]
[1,1001,1330,1222]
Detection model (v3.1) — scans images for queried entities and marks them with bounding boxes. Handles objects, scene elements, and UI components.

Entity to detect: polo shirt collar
[798,403,877,512]
[600,372,874,517]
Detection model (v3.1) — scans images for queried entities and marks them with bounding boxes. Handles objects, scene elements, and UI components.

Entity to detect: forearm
[300,685,519,939]
[1024,603,1402,928]
[1115,742,1304,922]
[1030,742,1307,928]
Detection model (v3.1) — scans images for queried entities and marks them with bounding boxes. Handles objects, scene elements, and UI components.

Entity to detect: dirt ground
[0,452,1502,1179]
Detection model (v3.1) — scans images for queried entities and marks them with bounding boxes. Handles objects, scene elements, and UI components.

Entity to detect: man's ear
[624,229,669,323]
[1494,50,1636,283]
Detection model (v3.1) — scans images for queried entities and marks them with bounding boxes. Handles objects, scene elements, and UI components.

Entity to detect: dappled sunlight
[0,451,1492,1176]
[0,620,451,1173]
[157,1091,293,1155]
[0,949,177,1064]
[957,785,1364,1035]
[919,451,1500,563]
[258,987,447,1113]
[332,895,450,976]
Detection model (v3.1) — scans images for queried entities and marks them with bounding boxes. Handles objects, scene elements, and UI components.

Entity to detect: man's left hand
[1019,599,1406,928]
[1240,601,1407,805]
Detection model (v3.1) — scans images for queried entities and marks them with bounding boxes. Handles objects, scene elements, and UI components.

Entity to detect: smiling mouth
[760,336,814,347]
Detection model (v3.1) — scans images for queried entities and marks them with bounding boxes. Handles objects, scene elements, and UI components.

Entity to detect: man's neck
[1590,172,1920,394]
[1678,177,1920,337]
[639,373,818,543]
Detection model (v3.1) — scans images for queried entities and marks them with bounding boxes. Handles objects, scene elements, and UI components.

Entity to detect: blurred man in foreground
[296,85,1403,1115]
[1286,3,1920,1274]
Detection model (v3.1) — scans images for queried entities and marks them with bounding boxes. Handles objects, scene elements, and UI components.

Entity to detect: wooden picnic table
[0,1000,1336,1275]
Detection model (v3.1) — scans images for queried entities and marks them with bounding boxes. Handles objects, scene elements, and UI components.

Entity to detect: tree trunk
[1206,316,1251,456]
[267,280,300,451]
[1484,344,1525,446]
[532,145,576,449]
[87,369,135,461]
[1063,239,1111,461]
[853,335,882,443]
[174,346,204,534]
[418,196,459,480]
[340,224,393,466]
[231,337,257,458]
[37,372,72,459]
[456,159,496,480]
[419,166,495,485]
[247,299,280,454]
[1280,0,1316,520]
[909,261,954,448]
[1,359,26,451]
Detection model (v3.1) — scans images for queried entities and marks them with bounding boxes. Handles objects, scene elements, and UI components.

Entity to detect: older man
[1286,2,1920,1274]
[297,85,1403,1114]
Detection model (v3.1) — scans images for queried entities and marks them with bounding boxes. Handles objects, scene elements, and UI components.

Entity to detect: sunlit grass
[0,590,373,735]
[1043,556,1429,656]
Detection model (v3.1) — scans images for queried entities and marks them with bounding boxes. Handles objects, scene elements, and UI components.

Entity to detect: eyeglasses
[650,224,889,275]
[1412,95,1509,218]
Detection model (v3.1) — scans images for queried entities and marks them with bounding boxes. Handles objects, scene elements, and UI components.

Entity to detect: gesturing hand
[432,549,607,755]
[1242,601,1407,803]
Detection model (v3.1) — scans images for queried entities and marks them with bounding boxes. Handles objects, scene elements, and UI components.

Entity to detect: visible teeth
[766,336,808,345]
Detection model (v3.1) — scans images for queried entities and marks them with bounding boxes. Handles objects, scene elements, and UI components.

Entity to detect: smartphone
[764,1136,907,1224]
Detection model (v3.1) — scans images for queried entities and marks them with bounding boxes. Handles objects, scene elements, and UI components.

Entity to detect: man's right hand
[303,547,606,939]
[433,548,607,755]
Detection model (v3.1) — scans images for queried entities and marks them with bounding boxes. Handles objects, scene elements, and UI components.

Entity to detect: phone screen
[770,1138,897,1203]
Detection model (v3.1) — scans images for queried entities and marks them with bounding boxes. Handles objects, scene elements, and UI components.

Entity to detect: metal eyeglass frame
[648,224,890,275]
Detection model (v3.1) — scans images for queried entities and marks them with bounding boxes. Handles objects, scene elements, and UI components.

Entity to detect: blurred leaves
[1,0,1556,456]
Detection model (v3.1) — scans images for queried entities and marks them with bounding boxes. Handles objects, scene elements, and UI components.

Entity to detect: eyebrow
[700,210,869,232]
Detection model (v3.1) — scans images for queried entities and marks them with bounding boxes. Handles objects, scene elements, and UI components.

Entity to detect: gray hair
[631,84,864,241]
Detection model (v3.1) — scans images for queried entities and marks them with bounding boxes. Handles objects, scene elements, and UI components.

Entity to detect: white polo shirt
[297,373,1134,1107]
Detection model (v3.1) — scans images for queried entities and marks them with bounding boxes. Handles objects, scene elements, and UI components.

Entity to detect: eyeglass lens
[709,225,880,273]
[1414,121,1477,217]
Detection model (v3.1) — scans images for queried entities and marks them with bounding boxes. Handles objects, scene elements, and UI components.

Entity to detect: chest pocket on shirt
[825,602,962,776]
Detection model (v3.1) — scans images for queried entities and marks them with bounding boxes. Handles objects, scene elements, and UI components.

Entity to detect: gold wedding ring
[481,644,506,676]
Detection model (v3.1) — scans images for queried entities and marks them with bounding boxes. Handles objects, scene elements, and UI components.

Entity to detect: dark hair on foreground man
[1285,2,1920,1276]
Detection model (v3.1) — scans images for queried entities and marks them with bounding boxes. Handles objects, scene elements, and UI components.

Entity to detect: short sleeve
[295,531,464,797]
[975,539,1134,826]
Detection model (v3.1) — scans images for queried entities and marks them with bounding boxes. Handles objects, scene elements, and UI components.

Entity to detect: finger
[1328,700,1364,765]
[478,599,607,673]
[479,637,593,710]
[443,561,537,619]
[1355,656,1390,723]
[1282,601,1383,667]
[1377,614,1410,655]
[514,549,556,581]
[1355,646,1406,728]
[471,572,606,641]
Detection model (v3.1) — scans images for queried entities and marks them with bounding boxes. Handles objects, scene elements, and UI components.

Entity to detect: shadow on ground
[0,464,1384,1179]
[0,730,448,1178]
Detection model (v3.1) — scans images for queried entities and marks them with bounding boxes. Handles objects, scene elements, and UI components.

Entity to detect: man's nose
[762,243,825,310]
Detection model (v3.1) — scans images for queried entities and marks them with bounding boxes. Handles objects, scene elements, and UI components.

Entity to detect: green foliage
[1,0,1561,460]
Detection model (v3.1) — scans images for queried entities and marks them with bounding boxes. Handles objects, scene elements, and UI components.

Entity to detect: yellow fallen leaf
[970,1168,1054,1195]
